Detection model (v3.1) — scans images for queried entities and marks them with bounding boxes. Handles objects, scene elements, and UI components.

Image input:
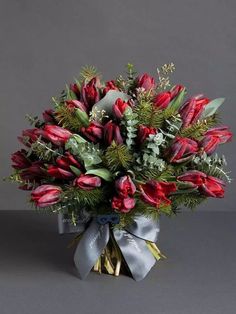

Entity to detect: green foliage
[171,192,206,210]
[60,84,77,101]
[25,114,44,128]
[61,187,105,210]
[80,65,100,82]
[4,170,37,190]
[179,115,219,140]
[104,142,133,172]
[65,135,102,169]
[122,107,139,148]
[55,105,88,131]
[27,138,62,161]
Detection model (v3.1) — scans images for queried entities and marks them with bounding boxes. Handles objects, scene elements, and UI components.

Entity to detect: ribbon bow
[58,211,160,281]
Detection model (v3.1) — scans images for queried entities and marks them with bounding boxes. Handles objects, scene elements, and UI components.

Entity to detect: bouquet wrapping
[8,64,232,281]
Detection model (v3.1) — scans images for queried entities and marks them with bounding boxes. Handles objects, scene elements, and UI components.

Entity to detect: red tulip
[65,99,87,112]
[73,174,101,190]
[104,121,123,145]
[18,128,39,146]
[200,126,233,154]
[154,91,171,109]
[137,73,156,91]
[167,137,199,163]
[47,165,74,179]
[111,196,135,213]
[103,80,118,95]
[81,121,103,143]
[56,152,82,171]
[179,95,210,127]
[70,83,80,98]
[11,150,31,169]
[140,181,177,207]
[42,109,55,123]
[137,125,157,144]
[81,77,100,109]
[37,125,72,146]
[115,175,136,197]
[177,170,225,198]
[170,85,185,99]
[31,185,62,208]
[112,98,129,119]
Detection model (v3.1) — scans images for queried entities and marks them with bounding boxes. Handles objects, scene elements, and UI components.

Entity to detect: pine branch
[55,105,85,131]
[104,142,133,172]
[80,65,100,82]
[179,115,219,140]
[28,138,62,161]
[171,192,206,210]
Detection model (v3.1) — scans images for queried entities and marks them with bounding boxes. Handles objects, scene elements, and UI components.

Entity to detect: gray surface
[0,210,235,314]
[0,0,235,211]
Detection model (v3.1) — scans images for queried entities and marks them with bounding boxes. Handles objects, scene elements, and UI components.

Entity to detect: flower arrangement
[7,63,232,281]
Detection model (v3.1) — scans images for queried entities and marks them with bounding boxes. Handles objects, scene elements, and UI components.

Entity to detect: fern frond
[80,65,100,82]
[179,115,219,140]
[104,142,133,172]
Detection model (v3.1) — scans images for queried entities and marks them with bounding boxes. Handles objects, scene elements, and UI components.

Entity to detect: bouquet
[7,63,232,281]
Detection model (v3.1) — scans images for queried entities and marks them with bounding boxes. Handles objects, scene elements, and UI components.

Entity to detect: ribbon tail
[113,228,156,281]
[73,219,109,279]
[125,215,160,242]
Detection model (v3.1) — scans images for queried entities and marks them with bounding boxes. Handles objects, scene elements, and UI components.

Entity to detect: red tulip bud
[11,150,31,169]
[82,77,100,109]
[111,196,135,213]
[81,121,103,143]
[43,109,55,123]
[103,80,118,95]
[37,125,72,146]
[115,175,136,197]
[170,85,185,99]
[167,137,199,163]
[104,121,123,145]
[137,73,156,91]
[137,125,157,144]
[154,92,171,109]
[47,165,74,179]
[31,185,62,208]
[65,100,87,112]
[112,98,129,119]
[56,152,82,171]
[73,174,101,190]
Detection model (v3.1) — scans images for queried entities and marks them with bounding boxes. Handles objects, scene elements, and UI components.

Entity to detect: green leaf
[168,88,186,111]
[70,166,81,176]
[86,168,113,181]
[200,98,225,119]
[75,108,89,127]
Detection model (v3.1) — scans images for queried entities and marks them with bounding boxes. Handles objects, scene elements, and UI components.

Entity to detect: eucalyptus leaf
[200,98,225,119]
[86,168,113,181]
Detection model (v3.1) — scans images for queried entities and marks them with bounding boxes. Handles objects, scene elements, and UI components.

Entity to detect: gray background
[0,0,235,211]
[0,1,236,314]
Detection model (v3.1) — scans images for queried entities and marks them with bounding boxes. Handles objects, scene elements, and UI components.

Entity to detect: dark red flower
[11,150,31,169]
[170,85,185,99]
[115,175,136,197]
[154,91,171,109]
[37,125,72,146]
[31,185,62,208]
[104,121,123,145]
[167,137,199,163]
[140,181,177,207]
[103,80,118,95]
[111,196,135,213]
[137,73,156,91]
[81,77,100,109]
[43,109,55,123]
[70,83,80,98]
[56,152,82,171]
[137,125,157,144]
[65,99,87,112]
[81,121,103,143]
[200,126,233,154]
[112,98,129,119]
[179,95,210,127]
[18,128,39,146]
[47,165,74,179]
[177,170,225,198]
[73,174,101,190]
[20,161,45,182]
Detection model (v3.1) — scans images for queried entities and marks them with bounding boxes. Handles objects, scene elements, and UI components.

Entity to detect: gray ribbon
[58,213,160,281]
